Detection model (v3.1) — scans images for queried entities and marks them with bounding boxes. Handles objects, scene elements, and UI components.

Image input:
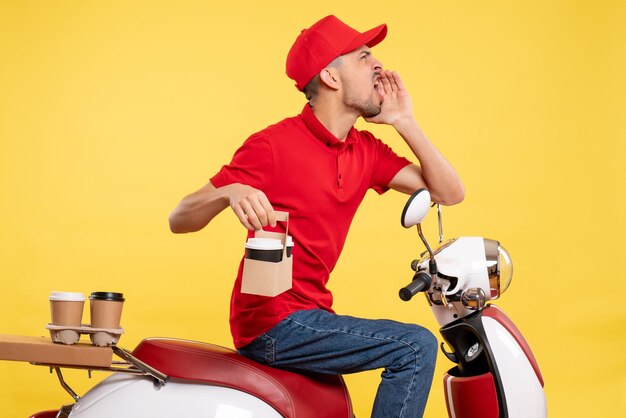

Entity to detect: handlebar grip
[399,271,432,301]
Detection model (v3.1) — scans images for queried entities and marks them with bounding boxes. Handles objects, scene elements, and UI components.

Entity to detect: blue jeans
[237,309,438,418]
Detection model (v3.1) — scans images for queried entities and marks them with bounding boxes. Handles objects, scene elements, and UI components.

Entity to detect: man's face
[336,45,384,118]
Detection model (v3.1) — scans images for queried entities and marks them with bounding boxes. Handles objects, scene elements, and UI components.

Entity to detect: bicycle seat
[132,337,353,418]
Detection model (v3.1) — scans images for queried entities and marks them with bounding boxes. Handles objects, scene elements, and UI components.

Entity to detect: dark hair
[302,74,321,101]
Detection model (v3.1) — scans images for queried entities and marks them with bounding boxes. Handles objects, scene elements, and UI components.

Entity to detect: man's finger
[391,71,406,91]
[249,197,269,227]
[232,204,255,230]
[379,71,392,94]
[258,195,276,227]
[386,70,399,93]
[239,199,263,230]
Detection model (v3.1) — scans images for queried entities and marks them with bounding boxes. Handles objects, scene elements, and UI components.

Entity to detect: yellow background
[1,1,624,417]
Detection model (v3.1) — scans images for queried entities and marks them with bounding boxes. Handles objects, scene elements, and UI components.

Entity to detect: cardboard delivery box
[0,334,112,367]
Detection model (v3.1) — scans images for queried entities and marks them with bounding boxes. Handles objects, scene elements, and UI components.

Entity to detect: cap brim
[341,23,388,55]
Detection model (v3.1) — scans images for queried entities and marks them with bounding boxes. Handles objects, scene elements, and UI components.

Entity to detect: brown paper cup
[90,292,124,329]
[49,292,85,327]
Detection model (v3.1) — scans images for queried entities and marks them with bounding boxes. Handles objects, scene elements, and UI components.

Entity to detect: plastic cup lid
[90,291,125,302]
[245,238,283,250]
[49,291,85,301]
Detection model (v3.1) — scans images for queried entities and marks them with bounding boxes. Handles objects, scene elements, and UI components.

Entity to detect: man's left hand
[365,70,414,127]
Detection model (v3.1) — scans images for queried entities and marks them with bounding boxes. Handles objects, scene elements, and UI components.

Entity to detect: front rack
[31,345,168,402]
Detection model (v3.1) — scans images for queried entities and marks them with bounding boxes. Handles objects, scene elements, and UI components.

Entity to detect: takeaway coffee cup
[89,292,125,329]
[49,291,85,344]
[245,236,294,262]
[49,291,85,327]
[285,235,294,257]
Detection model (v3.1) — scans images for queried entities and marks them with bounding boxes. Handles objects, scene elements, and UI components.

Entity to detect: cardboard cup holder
[46,323,124,346]
[241,211,293,297]
[47,291,125,347]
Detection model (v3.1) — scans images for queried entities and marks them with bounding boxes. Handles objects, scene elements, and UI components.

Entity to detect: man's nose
[372,56,383,71]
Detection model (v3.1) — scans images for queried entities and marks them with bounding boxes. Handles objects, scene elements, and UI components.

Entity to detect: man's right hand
[226,183,276,231]
[169,181,275,233]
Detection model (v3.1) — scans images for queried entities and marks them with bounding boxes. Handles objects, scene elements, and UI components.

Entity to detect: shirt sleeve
[210,133,274,192]
[367,133,412,195]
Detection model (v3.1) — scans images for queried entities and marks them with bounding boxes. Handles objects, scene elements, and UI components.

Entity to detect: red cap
[286,15,387,91]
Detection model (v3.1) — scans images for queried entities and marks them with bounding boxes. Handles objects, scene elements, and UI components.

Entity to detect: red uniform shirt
[211,104,411,348]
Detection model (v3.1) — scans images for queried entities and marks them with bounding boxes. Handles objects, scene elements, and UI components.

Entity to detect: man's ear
[319,67,340,90]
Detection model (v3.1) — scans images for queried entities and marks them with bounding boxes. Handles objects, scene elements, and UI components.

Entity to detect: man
[169,15,464,418]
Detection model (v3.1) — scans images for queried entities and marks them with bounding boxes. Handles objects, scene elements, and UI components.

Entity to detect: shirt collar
[300,104,357,147]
